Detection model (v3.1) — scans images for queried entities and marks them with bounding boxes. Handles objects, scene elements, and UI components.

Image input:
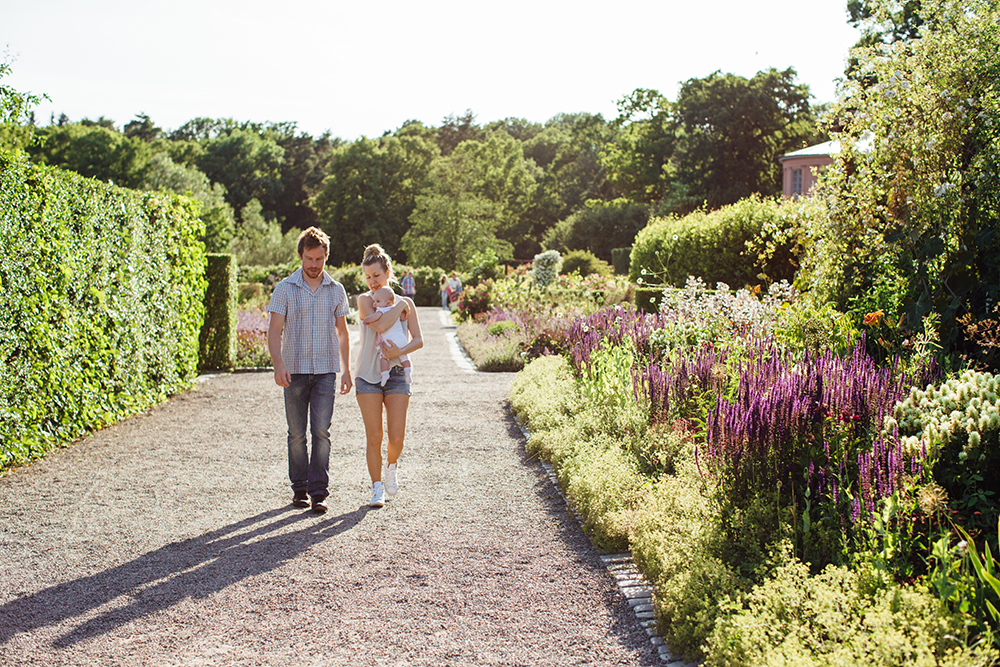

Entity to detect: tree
[673,68,824,209]
[526,113,619,229]
[0,55,47,149]
[28,122,151,188]
[196,127,285,222]
[542,198,650,262]
[268,125,341,233]
[312,130,439,266]
[600,89,678,204]
[805,0,1000,359]
[447,130,541,257]
[401,154,511,270]
[436,110,482,156]
[124,113,161,142]
[142,153,236,253]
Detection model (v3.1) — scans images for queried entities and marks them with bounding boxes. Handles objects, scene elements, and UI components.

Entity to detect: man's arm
[335,315,352,395]
[268,312,291,387]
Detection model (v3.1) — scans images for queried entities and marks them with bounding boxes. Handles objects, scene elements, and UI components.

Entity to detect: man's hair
[297,227,330,257]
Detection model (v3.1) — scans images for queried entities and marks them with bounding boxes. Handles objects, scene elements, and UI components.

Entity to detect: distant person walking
[448,272,463,300]
[354,244,423,507]
[401,270,416,301]
[267,227,352,514]
[439,275,450,310]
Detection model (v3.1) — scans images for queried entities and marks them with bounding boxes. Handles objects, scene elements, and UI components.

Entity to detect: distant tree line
[3,65,827,270]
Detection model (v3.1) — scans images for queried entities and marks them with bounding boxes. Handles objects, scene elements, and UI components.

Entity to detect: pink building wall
[778,140,836,198]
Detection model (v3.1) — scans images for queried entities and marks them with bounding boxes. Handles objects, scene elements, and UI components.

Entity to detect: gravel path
[0,307,661,667]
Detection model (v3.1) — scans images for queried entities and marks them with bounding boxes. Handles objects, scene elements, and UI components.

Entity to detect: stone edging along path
[0,306,694,667]
[446,309,694,666]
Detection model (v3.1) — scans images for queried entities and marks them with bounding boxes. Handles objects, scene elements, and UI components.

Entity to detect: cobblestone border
[539,461,696,666]
[451,309,698,665]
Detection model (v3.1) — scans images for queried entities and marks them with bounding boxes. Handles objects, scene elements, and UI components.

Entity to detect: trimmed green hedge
[629,195,814,288]
[612,247,631,276]
[634,287,663,314]
[0,150,207,469]
[199,253,237,371]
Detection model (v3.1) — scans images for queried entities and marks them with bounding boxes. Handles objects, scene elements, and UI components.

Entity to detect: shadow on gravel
[0,504,369,648]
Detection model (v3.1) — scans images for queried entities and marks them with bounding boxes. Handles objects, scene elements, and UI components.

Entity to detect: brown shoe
[311,494,329,514]
[292,490,309,508]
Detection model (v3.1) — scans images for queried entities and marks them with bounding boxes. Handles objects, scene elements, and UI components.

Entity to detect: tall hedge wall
[199,253,237,371]
[629,195,818,289]
[0,150,207,469]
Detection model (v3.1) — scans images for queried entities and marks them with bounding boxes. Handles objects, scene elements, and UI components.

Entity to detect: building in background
[778,140,836,198]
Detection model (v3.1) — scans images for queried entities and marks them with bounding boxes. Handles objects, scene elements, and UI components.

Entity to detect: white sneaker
[370,481,386,507]
[385,463,399,495]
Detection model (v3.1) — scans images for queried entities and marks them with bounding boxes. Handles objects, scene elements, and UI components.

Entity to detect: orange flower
[863,310,884,326]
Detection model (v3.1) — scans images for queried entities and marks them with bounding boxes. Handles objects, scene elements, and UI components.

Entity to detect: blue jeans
[283,373,336,497]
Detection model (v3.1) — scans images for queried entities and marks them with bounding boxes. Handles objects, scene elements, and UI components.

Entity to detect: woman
[439,275,450,310]
[355,244,423,507]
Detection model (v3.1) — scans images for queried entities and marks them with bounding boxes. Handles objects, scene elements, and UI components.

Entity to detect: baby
[362,286,412,385]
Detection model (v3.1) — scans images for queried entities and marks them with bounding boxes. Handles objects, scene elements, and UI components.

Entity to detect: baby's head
[372,286,395,309]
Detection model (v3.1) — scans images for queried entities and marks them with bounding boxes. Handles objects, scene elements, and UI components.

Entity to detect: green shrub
[486,320,517,336]
[887,370,1000,539]
[0,150,206,469]
[408,265,447,306]
[199,253,238,371]
[635,287,663,313]
[559,437,643,552]
[612,246,631,275]
[455,319,524,372]
[629,195,814,288]
[704,558,994,667]
[542,198,650,263]
[561,249,612,278]
[465,249,504,288]
[509,355,578,433]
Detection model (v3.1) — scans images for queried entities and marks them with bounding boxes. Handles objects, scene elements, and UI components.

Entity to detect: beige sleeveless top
[354,291,406,384]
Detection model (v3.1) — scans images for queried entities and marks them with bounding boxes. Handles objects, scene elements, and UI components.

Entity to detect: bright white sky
[4,0,861,141]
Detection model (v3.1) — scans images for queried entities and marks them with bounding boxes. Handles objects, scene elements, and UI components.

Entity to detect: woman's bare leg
[384,394,410,466]
[357,393,385,482]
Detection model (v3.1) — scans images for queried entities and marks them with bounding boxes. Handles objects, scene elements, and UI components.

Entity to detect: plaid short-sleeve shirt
[268,268,350,374]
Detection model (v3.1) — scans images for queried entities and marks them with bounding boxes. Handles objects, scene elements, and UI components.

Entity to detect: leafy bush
[630,195,817,289]
[560,249,612,278]
[465,249,504,288]
[0,150,206,469]
[887,370,1000,538]
[531,249,562,288]
[542,198,650,262]
[455,319,524,372]
[803,0,1000,361]
[198,253,238,371]
[704,557,994,667]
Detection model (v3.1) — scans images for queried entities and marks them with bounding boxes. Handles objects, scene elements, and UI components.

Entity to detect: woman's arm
[358,294,407,333]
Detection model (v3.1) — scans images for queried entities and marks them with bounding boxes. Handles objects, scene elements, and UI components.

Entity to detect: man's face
[300,246,327,280]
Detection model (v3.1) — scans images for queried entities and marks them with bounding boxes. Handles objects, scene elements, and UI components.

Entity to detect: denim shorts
[355,366,411,396]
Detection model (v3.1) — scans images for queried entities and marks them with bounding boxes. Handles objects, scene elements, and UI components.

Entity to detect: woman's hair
[362,244,396,285]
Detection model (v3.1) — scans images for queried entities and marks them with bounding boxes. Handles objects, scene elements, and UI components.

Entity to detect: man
[267,227,352,514]
[401,270,416,300]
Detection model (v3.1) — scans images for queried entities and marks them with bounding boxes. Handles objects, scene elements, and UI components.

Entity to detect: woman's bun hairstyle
[362,243,395,284]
